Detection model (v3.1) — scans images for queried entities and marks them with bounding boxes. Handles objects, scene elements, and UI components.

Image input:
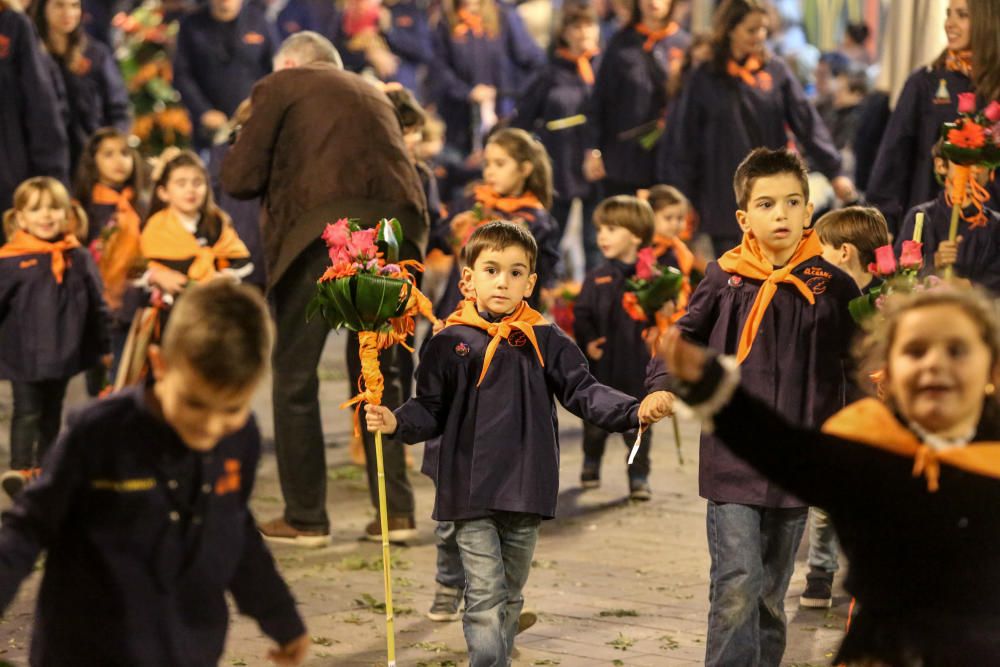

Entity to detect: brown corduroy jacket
[221,63,429,289]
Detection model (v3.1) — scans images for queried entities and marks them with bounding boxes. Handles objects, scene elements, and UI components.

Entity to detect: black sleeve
[394,335,454,443]
[572,272,601,354]
[675,262,721,345]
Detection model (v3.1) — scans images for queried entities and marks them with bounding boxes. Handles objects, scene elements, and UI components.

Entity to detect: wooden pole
[374,430,397,666]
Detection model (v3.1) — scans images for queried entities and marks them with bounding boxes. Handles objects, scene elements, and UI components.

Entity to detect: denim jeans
[435,521,466,590]
[582,422,651,479]
[455,512,541,666]
[10,379,70,470]
[806,507,840,573]
[705,501,808,667]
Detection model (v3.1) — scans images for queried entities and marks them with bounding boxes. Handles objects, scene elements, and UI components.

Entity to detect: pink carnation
[635,247,658,280]
[985,100,1000,123]
[899,240,923,270]
[348,228,379,261]
[322,218,351,249]
[328,245,352,265]
[958,92,977,115]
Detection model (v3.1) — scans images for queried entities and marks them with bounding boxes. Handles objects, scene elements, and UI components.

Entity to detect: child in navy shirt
[0,177,108,498]
[366,221,668,666]
[0,278,309,665]
[574,195,657,499]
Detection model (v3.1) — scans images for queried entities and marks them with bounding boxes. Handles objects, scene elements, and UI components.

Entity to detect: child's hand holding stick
[365,404,398,436]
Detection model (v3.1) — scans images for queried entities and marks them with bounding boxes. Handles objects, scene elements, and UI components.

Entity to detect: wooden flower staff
[307,218,437,666]
[939,96,1000,279]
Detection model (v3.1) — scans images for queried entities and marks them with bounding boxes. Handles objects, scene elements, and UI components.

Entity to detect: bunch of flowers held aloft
[848,242,940,325]
[621,247,684,324]
[939,95,1000,226]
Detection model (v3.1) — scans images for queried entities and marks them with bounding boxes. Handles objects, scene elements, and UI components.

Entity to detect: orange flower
[319,261,357,282]
[948,122,986,149]
[132,115,155,141]
[621,292,648,322]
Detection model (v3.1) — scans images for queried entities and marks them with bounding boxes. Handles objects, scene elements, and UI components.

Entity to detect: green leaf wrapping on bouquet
[939,121,1000,168]
[848,293,878,324]
[308,274,411,332]
[628,266,684,315]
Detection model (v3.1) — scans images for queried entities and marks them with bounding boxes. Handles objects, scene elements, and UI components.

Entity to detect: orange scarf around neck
[555,47,599,85]
[455,8,487,38]
[140,209,249,282]
[717,230,822,364]
[727,56,772,90]
[92,184,142,309]
[823,398,1000,492]
[0,230,81,283]
[634,21,678,53]
[473,184,543,216]
[945,49,973,78]
[445,298,546,386]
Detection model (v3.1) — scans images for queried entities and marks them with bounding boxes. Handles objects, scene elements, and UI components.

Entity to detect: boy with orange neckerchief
[647,147,859,666]
[366,221,668,665]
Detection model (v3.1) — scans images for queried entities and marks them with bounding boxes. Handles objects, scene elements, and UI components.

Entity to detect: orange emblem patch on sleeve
[0,35,10,59]
[242,31,266,45]
[595,275,613,285]
[215,459,242,495]
[395,15,414,27]
[19,258,39,269]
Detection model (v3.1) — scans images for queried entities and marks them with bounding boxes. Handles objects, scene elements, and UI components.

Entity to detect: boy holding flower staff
[365,221,671,666]
[645,147,859,665]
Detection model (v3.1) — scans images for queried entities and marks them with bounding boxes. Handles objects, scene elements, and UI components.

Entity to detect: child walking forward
[367,221,669,665]
[0,177,108,497]
[0,279,309,665]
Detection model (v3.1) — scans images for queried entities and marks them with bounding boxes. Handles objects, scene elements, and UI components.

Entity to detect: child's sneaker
[799,569,834,608]
[1,469,36,500]
[426,584,463,621]
[628,477,652,501]
[580,460,601,489]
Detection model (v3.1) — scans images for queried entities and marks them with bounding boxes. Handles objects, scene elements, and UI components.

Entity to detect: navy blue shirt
[573,259,651,400]
[0,387,305,665]
[867,67,1000,234]
[173,5,275,145]
[0,245,109,382]
[0,8,69,212]
[648,256,859,507]
[514,52,599,202]
[585,24,690,188]
[660,57,841,239]
[895,193,1000,293]
[395,320,640,520]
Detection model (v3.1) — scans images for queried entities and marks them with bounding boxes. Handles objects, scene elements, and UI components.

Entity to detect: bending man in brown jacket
[221,31,429,546]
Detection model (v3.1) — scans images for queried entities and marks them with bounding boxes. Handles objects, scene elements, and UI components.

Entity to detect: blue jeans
[806,507,840,573]
[435,521,466,590]
[455,512,541,666]
[705,501,808,667]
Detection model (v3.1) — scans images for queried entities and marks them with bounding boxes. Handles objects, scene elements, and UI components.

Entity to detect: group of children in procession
[3,0,1000,665]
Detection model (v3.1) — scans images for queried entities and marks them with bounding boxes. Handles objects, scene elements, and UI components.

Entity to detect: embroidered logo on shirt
[282,20,302,34]
[0,35,10,59]
[728,275,743,288]
[934,78,951,104]
[806,276,828,295]
[71,55,92,76]
[803,267,832,279]
[91,478,157,492]
[595,275,613,285]
[454,342,470,357]
[215,459,242,495]
[19,259,38,269]
[243,31,266,45]
[508,331,528,347]
[396,15,414,27]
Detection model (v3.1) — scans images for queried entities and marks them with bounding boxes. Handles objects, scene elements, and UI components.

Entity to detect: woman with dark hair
[31,0,130,172]
[867,0,1000,235]
[583,0,690,197]
[514,4,602,267]
[659,0,850,257]
[0,0,68,222]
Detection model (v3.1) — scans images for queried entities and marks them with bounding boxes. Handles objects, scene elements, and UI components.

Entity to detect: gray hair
[276,31,343,68]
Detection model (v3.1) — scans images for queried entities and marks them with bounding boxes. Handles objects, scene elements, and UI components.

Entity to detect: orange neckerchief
[727,56,772,90]
[717,230,822,364]
[945,49,973,78]
[634,21,679,53]
[454,8,486,38]
[0,230,81,283]
[445,298,546,386]
[823,398,1000,492]
[92,184,143,310]
[555,47,599,85]
[140,209,249,282]
[473,184,543,216]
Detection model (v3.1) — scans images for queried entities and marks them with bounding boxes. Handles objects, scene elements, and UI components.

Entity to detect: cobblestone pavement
[0,333,847,666]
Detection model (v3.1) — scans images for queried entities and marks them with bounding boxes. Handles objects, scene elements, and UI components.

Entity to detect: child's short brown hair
[463,220,538,272]
[733,147,810,211]
[814,206,890,268]
[593,195,655,245]
[647,185,690,213]
[160,278,273,390]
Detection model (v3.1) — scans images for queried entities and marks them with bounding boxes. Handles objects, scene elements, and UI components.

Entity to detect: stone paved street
[0,332,848,666]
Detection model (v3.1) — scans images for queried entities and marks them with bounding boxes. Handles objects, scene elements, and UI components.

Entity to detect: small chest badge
[728,275,743,288]
[508,331,528,347]
[454,342,470,357]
